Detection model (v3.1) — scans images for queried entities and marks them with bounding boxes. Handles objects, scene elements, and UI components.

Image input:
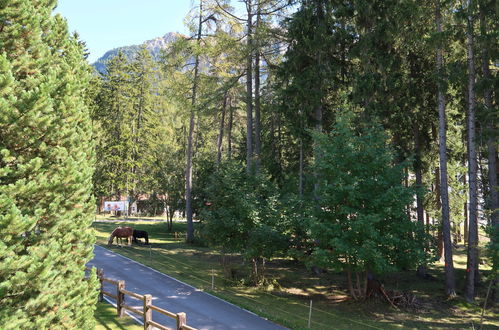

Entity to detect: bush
[200,161,288,283]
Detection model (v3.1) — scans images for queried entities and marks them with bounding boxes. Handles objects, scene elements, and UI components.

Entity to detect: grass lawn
[94,302,142,330]
[92,220,498,329]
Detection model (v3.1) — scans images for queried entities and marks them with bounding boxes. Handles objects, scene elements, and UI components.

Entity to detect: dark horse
[133,229,149,245]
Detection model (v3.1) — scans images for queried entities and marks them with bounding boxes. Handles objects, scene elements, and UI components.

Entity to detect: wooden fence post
[176,312,186,330]
[143,294,152,330]
[117,280,125,317]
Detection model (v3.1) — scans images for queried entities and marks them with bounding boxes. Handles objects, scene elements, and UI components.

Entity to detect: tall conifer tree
[0,0,98,328]
[464,0,479,302]
[435,0,456,296]
[93,52,134,199]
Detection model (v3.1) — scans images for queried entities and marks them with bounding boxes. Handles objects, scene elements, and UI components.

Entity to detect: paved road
[88,245,287,330]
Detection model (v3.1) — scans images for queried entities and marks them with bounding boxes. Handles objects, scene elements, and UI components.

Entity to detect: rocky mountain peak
[92,32,183,74]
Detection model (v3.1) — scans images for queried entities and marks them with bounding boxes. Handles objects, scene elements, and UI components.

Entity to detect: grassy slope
[92,220,498,330]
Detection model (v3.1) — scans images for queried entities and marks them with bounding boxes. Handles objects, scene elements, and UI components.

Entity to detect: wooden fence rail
[86,267,196,330]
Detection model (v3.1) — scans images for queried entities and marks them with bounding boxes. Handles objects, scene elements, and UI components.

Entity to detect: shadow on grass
[94,302,141,330]
[92,221,499,330]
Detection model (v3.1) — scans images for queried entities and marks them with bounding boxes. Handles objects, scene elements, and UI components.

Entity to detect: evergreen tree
[127,47,159,209]
[93,48,160,206]
[309,111,428,299]
[0,0,98,328]
[464,0,479,303]
[276,0,349,197]
[435,0,457,297]
[93,51,134,200]
[478,0,499,303]
[200,161,288,283]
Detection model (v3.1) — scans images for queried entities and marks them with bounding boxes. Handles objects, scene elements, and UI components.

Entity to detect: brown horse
[107,226,133,246]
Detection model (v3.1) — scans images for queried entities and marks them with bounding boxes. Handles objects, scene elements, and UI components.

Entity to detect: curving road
[88,245,287,330]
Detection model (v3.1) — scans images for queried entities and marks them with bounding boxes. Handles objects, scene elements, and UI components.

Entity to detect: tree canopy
[0,0,98,327]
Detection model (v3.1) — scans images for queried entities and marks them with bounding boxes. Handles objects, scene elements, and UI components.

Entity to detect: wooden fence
[88,268,196,330]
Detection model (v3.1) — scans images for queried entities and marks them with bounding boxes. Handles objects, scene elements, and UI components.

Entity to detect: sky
[55,0,193,63]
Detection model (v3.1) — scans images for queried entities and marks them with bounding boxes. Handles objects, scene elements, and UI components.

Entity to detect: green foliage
[273,0,351,182]
[309,112,428,275]
[0,1,98,328]
[87,0,497,299]
[93,47,166,204]
[485,224,499,276]
[92,51,133,198]
[200,162,288,278]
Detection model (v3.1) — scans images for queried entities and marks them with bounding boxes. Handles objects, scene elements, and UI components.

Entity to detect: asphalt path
[88,245,287,330]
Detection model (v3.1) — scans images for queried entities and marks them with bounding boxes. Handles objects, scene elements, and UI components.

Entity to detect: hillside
[92,32,181,73]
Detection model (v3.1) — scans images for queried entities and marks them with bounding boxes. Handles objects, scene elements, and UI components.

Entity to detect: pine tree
[0,1,98,328]
[435,0,456,297]
[464,0,479,303]
[478,0,499,303]
[309,111,428,299]
[128,47,159,210]
[276,0,348,196]
[93,51,134,200]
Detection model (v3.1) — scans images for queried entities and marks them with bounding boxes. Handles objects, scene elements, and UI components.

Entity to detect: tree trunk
[313,103,323,201]
[185,99,196,243]
[405,167,411,219]
[414,128,425,224]
[261,258,266,280]
[227,98,233,160]
[464,0,479,302]
[363,271,369,298]
[194,113,201,156]
[355,272,362,298]
[254,5,261,169]
[415,128,427,276]
[436,0,456,296]
[216,92,227,165]
[480,1,498,303]
[168,206,174,232]
[312,2,324,201]
[299,137,304,199]
[245,0,254,173]
[185,0,203,244]
[463,162,469,243]
[347,269,358,300]
[435,167,443,260]
[252,258,258,285]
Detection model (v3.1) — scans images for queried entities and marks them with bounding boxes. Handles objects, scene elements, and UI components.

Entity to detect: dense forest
[0,0,497,328]
[90,0,497,304]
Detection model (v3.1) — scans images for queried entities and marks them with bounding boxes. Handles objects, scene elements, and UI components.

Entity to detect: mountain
[92,32,181,74]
